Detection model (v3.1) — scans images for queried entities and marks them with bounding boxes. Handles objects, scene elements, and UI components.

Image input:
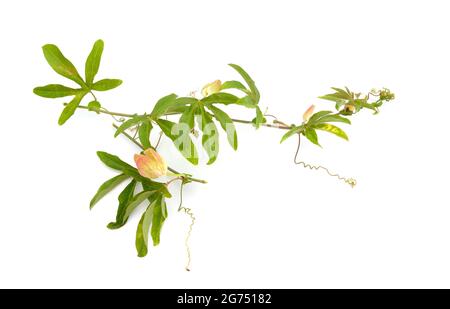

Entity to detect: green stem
[74,104,135,118]
[76,104,292,130]
[112,124,207,184]
[230,118,291,130]
[164,111,292,130]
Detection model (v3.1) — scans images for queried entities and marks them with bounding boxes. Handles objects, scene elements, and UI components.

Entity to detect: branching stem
[112,124,207,184]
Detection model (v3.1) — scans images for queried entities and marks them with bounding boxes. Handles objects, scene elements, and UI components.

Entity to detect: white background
[0,0,449,288]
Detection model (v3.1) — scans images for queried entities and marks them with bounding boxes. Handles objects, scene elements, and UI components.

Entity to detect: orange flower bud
[303,104,315,122]
[134,148,168,179]
[201,80,222,97]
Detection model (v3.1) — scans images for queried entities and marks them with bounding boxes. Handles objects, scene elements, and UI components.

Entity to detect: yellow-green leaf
[42,44,85,87]
[305,128,320,146]
[314,123,349,141]
[58,93,86,125]
[33,84,80,98]
[85,39,104,85]
[91,79,122,91]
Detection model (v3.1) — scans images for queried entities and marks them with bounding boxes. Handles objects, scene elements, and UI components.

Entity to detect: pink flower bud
[303,104,315,122]
[134,148,168,179]
[201,80,222,97]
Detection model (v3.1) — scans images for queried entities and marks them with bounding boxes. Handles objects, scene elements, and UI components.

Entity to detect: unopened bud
[201,80,222,97]
[303,105,315,122]
[134,148,168,179]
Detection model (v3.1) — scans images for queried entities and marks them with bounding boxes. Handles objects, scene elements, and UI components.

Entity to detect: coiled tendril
[294,134,356,188]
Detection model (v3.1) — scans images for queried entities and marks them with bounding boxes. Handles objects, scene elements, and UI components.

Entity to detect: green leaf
[236,95,257,108]
[175,97,199,105]
[164,97,197,114]
[252,106,266,129]
[165,105,188,114]
[201,93,239,105]
[308,111,333,123]
[179,103,198,130]
[33,84,80,98]
[96,151,141,177]
[150,94,178,118]
[135,200,156,257]
[87,100,101,113]
[221,80,248,92]
[305,128,320,146]
[58,92,86,125]
[315,114,351,125]
[123,190,156,222]
[107,180,137,229]
[96,151,170,196]
[42,44,86,87]
[138,120,153,149]
[155,119,199,165]
[89,174,130,209]
[280,126,302,143]
[142,182,171,199]
[197,108,219,164]
[114,116,146,137]
[207,105,238,150]
[91,79,122,91]
[331,87,353,100]
[228,64,260,103]
[85,39,104,86]
[151,197,166,246]
[314,123,349,141]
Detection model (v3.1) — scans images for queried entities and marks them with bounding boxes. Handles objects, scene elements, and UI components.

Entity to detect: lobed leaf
[91,79,122,91]
[314,123,349,141]
[114,116,146,137]
[201,93,239,105]
[236,95,257,108]
[89,173,130,209]
[305,128,320,146]
[155,119,199,165]
[123,190,157,223]
[135,200,156,257]
[85,39,104,86]
[207,105,237,150]
[221,80,248,93]
[151,197,166,246]
[179,103,198,130]
[138,120,153,149]
[280,126,302,143]
[228,64,260,103]
[33,84,80,98]
[107,180,137,229]
[316,114,351,125]
[96,151,141,178]
[197,108,220,164]
[308,111,333,123]
[58,92,86,125]
[150,93,178,118]
[42,44,86,87]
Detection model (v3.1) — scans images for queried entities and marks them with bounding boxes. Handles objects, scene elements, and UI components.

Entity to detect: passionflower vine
[201,80,222,97]
[34,38,395,267]
[303,104,315,122]
[134,148,168,179]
